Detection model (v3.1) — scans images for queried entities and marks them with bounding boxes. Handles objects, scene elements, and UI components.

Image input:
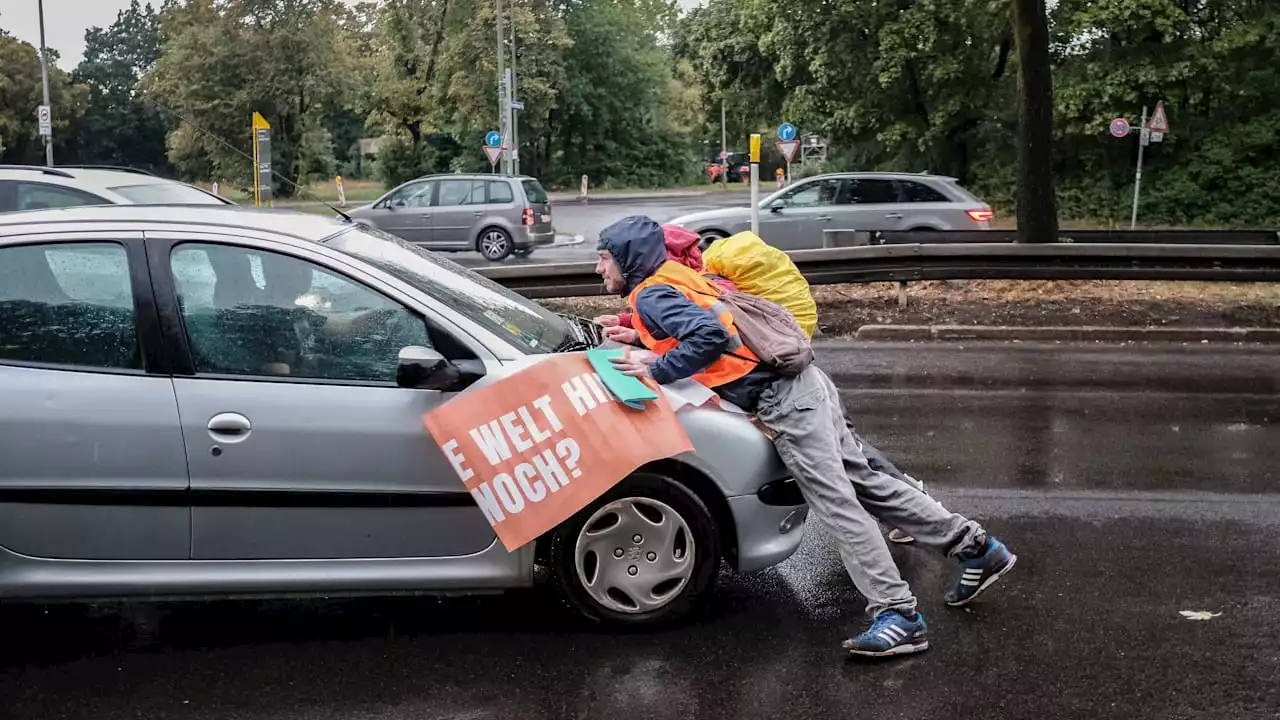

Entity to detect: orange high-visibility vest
[626,261,759,389]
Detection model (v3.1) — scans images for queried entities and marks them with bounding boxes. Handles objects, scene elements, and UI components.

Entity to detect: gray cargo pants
[755,365,985,617]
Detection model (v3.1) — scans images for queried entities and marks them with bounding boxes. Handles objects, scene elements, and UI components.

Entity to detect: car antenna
[146,99,354,223]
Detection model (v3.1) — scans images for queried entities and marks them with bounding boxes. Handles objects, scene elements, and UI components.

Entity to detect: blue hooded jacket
[598,216,778,410]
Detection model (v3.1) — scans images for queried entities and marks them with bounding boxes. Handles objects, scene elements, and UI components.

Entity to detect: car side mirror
[770,203,784,214]
[396,346,481,391]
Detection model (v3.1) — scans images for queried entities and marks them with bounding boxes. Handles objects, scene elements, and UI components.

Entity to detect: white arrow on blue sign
[484,130,502,147]
[778,123,797,142]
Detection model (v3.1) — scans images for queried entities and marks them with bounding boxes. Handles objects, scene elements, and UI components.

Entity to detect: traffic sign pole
[37,0,54,166]
[1131,105,1147,229]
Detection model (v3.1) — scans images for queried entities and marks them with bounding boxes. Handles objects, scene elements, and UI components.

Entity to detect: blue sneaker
[842,610,929,658]
[946,536,1017,607]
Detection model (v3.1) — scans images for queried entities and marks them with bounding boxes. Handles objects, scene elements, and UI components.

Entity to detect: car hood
[346,204,376,218]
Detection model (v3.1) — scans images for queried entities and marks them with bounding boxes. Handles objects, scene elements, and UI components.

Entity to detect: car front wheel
[548,473,720,627]
[698,230,728,252]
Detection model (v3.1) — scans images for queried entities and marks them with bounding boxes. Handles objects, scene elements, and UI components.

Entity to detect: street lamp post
[37,0,54,166]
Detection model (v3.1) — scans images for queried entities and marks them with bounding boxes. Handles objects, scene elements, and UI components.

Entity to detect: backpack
[703,289,815,376]
[702,231,818,338]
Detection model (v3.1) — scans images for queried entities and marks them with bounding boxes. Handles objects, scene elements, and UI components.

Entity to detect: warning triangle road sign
[484,145,504,167]
[776,139,800,163]
[1149,102,1169,133]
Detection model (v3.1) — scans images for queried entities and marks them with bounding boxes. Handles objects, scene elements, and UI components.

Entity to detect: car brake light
[966,209,994,222]
[522,208,535,226]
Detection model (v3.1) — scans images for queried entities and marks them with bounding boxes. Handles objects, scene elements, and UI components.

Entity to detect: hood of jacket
[599,216,668,294]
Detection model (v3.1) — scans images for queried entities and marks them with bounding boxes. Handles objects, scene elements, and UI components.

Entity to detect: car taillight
[522,208,535,226]
[966,209,994,222]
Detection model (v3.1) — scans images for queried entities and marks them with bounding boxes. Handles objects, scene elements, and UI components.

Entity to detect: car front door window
[170,244,431,383]
[387,182,432,208]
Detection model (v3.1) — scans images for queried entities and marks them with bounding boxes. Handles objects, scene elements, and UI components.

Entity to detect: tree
[73,0,173,173]
[143,0,355,196]
[1010,0,1058,241]
[0,31,88,165]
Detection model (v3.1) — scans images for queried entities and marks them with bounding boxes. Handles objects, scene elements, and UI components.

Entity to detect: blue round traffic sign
[1109,118,1130,138]
[484,130,502,147]
[778,123,797,142]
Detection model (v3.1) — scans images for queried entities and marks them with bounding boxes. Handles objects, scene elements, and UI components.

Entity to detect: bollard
[580,174,588,203]
[335,175,346,207]
[897,281,909,309]
[775,168,785,189]
[211,181,219,196]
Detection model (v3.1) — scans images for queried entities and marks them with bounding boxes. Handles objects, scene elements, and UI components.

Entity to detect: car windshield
[326,226,575,354]
[109,182,228,205]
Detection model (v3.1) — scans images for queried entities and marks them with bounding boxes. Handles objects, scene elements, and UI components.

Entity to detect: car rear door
[0,232,190,561]
[430,179,488,249]
[833,178,904,233]
[150,231,498,561]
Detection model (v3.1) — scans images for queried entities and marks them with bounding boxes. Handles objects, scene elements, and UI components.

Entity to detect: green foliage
[72,1,173,174]
[0,31,87,165]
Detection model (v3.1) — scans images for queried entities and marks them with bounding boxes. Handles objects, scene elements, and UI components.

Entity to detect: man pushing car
[594,215,1018,658]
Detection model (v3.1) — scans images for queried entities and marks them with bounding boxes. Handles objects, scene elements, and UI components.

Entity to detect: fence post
[897,281,909,309]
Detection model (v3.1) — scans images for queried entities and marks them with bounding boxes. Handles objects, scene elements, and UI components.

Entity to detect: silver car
[670,171,994,249]
[348,174,555,262]
[0,164,231,210]
[0,205,806,627]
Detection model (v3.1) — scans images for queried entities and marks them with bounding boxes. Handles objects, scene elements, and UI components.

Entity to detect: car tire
[548,472,720,628]
[477,227,514,261]
[698,230,728,252]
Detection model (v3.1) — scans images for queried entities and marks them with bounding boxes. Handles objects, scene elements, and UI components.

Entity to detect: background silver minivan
[349,174,555,261]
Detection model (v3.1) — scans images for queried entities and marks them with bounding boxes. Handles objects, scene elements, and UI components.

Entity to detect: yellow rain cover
[703,231,817,337]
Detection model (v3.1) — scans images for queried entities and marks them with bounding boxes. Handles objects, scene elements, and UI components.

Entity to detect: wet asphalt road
[2,343,1278,720]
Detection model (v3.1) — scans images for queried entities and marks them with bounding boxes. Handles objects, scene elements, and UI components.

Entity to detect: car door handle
[885,213,904,219]
[207,412,252,442]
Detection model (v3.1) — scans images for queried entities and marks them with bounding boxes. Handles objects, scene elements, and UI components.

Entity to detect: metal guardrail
[825,229,1280,247]
[476,241,1280,298]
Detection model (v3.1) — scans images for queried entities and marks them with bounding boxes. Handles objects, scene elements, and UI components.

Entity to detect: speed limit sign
[37,105,52,136]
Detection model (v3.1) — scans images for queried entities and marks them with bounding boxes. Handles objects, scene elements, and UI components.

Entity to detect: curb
[853,325,1280,343]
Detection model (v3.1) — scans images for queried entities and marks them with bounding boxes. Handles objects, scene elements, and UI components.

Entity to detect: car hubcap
[481,231,509,258]
[574,497,695,614]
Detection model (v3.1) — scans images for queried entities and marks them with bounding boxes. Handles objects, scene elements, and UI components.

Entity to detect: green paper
[587,348,658,409]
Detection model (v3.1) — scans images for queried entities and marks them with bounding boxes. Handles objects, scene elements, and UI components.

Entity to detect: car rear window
[520,179,548,204]
[109,183,227,205]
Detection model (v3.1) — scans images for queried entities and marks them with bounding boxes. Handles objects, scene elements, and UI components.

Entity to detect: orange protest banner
[423,354,695,552]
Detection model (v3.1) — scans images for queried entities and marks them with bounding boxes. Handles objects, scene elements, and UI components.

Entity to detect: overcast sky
[1,0,366,70]
[3,0,705,71]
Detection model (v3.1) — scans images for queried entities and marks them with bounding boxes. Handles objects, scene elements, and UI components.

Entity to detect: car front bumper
[727,479,808,573]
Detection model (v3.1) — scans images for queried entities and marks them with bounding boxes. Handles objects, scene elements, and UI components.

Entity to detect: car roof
[0,165,223,200]
[811,171,961,183]
[0,204,351,243]
[405,173,536,182]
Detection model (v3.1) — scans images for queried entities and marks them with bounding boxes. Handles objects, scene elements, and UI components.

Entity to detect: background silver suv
[0,165,230,211]
[349,174,555,261]
[669,171,994,249]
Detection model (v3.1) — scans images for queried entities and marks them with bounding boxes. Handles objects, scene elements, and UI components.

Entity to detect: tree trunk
[1010,0,1057,242]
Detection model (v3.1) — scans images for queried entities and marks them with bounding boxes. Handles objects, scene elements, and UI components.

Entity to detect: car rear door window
[170,244,431,383]
[898,181,949,203]
[14,182,111,211]
[488,181,514,204]
[841,179,898,204]
[437,180,486,207]
[0,242,140,369]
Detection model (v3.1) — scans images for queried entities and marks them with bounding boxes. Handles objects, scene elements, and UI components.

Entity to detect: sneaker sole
[848,640,929,658]
[946,553,1018,607]
[887,531,915,544]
